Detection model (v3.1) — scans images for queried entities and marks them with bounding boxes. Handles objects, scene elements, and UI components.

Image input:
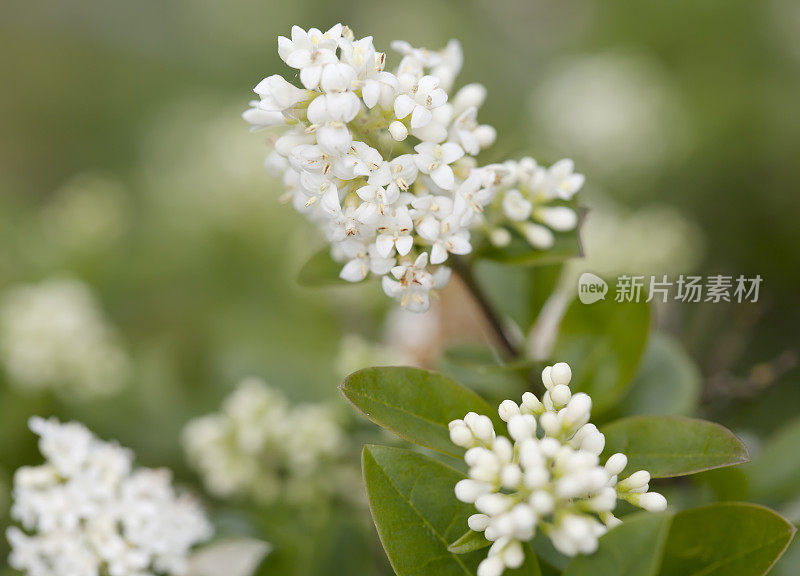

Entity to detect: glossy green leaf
[616,334,701,418]
[552,296,650,415]
[562,512,672,576]
[745,415,800,501]
[341,367,498,457]
[362,445,483,576]
[659,503,796,576]
[448,530,491,554]
[296,248,348,287]
[602,415,749,478]
[363,445,542,576]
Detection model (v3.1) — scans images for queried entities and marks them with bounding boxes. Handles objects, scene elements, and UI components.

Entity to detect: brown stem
[449,255,520,360]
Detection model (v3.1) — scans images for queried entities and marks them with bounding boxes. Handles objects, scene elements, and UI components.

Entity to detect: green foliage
[362,444,482,576]
[745,415,800,502]
[615,335,701,418]
[448,530,491,554]
[340,367,499,457]
[602,415,750,477]
[561,504,795,576]
[562,512,670,576]
[363,445,542,576]
[553,297,650,416]
[659,503,796,576]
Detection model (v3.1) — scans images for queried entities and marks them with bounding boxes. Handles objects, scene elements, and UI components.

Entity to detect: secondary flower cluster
[7,417,212,576]
[449,362,666,576]
[182,377,355,506]
[245,24,584,312]
[0,278,130,399]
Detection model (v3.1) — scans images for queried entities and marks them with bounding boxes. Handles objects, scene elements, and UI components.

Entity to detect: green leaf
[362,445,481,576]
[745,415,800,501]
[363,445,542,576]
[659,503,796,576]
[448,530,491,554]
[296,248,348,287]
[562,512,672,576]
[552,296,650,416]
[602,415,750,478]
[341,367,498,457]
[616,334,701,418]
[473,261,564,333]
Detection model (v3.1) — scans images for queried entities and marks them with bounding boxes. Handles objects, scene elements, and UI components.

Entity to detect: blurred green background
[1,0,799,574]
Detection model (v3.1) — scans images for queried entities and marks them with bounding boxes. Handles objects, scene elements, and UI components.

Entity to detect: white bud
[455,479,490,503]
[539,412,561,437]
[520,392,544,415]
[389,120,408,141]
[489,227,512,247]
[500,464,522,489]
[562,393,592,428]
[521,223,555,250]
[619,470,650,492]
[507,414,537,441]
[498,400,521,422]
[604,453,627,476]
[475,493,512,516]
[539,207,578,232]
[492,436,514,462]
[636,492,668,512]
[550,384,571,407]
[474,125,497,148]
[477,556,504,576]
[550,362,572,387]
[449,422,474,448]
[468,513,491,532]
[502,539,525,568]
[529,490,554,515]
[523,466,549,490]
[541,366,554,390]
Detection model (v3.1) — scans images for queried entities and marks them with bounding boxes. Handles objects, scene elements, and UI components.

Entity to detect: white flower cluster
[0,278,130,399]
[7,417,213,576]
[245,24,584,312]
[182,377,353,505]
[449,362,667,576]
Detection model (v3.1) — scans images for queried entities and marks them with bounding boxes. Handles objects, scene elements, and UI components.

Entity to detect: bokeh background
[1,0,799,574]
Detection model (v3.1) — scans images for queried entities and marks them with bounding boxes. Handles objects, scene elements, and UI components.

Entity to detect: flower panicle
[449,362,667,576]
[245,24,585,312]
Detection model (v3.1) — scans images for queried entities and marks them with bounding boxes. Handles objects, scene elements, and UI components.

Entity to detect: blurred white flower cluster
[449,362,666,576]
[182,377,354,505]
[0,278,130,399]
[7,417,213,576]
[245,24,584,312]
[335,333,417,377]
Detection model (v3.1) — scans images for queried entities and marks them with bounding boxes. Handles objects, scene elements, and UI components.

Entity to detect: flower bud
[468,513,490,532]
[389,120,408,141]
[498,400,520,422]
[550,384,571,407]
[520,392,544,415]
[604,453,627,476]
[539,207,578,232]
[507,414,537,442]
[477,556,504,576]
[521,223,554,250]
[550,362,572,387]
[489,227,511,247]
[635,492,668,512]
[455,479,490,503]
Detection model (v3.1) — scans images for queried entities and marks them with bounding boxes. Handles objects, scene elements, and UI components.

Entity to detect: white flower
[278,25,342,89]
[245,25,585,312]
[394,75,448,129]
[183,378,354,506]
[413,142,464,190]
[0,278,130,399]
[7,417,212,576]
[450,362,667,575]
